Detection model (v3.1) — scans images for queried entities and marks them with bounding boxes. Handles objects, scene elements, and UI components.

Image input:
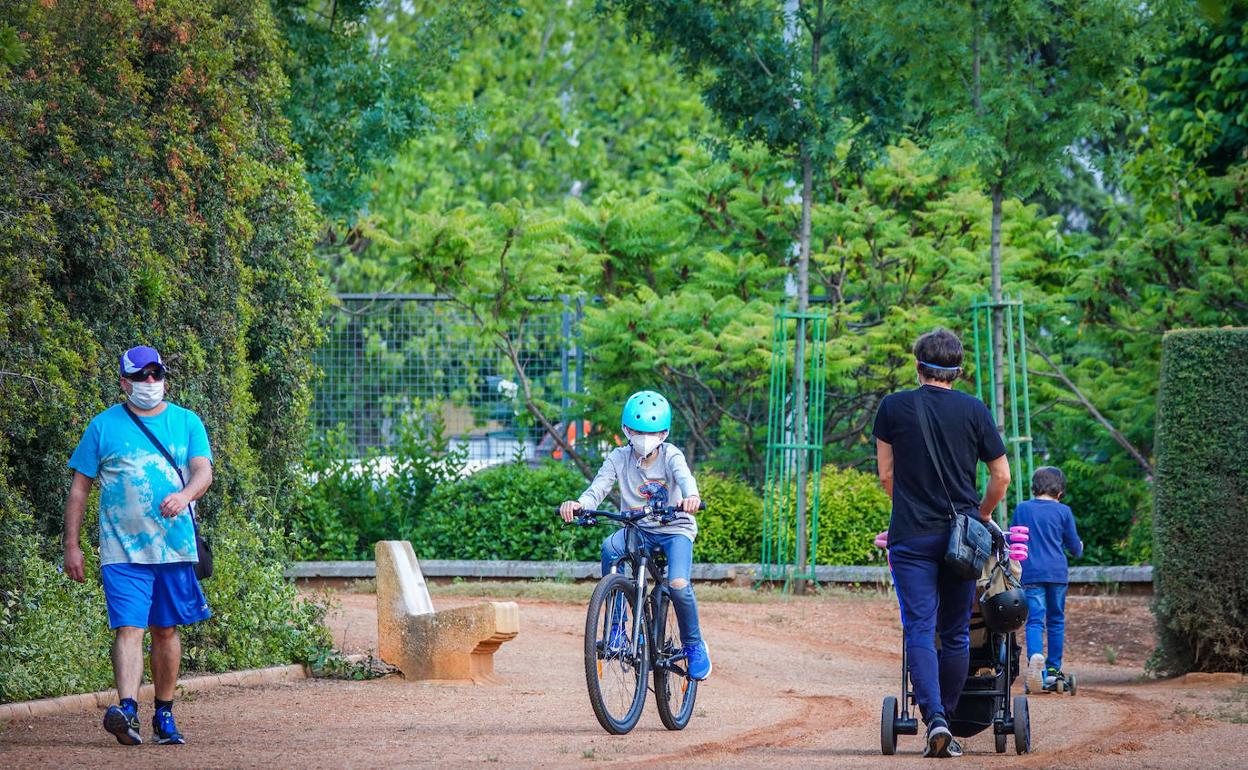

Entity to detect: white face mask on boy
[628,430,667,458]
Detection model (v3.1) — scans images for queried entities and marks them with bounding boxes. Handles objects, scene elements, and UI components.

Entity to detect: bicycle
[568,503,706,735]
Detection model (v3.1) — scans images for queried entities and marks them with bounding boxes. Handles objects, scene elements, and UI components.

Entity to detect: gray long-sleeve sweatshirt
[576,444,700,541]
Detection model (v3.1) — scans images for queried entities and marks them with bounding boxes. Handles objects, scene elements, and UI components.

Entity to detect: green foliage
[273,0,513,224]
[0,0,329,702]
[812,465,891,566]
[863,0,1164,201]
[413,462,599,561]
[692,472,764,564]
[289,415,467,560]
[0,540,115,702]
[184,509,333,673]
[1152,329,1248,674]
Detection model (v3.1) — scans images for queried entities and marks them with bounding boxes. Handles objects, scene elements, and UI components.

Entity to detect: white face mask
[128,381,165,410]
[628,430,667,458]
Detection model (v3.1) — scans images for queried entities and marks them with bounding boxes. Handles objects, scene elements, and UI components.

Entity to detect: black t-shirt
[872,385,1007,547]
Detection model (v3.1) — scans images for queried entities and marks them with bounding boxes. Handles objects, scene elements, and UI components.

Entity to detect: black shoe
[103,704,142,746]
[924,716,953,758]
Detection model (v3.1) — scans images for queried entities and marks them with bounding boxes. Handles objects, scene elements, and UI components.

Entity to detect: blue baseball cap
[119,346,166,377]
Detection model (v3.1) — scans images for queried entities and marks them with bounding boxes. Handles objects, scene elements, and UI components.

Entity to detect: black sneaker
[152,707,186,745]
[924,715,953,758]
[103,704,142,746]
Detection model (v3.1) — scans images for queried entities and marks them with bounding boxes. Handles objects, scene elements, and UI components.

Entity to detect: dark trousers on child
[889,532,976,724]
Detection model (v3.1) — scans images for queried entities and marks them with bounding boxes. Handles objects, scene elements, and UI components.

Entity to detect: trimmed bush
[411,462,600,562]
[1152,329,1248,674]
[693,472,764,564]
[813,465,892,566]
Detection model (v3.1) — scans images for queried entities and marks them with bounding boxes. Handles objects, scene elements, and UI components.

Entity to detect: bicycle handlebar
[562,501,706,527]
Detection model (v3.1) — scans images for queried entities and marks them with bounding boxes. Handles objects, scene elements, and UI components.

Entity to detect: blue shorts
[100,562,212,629]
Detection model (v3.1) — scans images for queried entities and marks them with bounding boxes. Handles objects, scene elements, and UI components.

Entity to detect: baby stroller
[880,551,1032,755]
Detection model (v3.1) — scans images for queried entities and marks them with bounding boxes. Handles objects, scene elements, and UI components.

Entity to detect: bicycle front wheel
[584,572,649,734]
[652,590,698,730]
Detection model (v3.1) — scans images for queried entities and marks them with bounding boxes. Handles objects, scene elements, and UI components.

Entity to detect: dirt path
[2,592,1244,768]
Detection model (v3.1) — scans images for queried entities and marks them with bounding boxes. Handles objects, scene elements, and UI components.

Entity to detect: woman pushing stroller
[874,329,1012,758]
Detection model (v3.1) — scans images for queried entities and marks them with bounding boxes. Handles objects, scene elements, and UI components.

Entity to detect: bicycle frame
[576,505,688,668]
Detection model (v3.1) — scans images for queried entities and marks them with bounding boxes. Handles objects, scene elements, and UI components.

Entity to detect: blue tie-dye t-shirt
[68,403,212,566]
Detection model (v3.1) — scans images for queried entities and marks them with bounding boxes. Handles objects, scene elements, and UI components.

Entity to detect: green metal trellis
[759,310,827,590]
[971,293,1035,523]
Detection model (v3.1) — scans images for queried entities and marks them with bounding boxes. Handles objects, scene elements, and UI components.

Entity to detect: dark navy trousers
[889,532,976,724]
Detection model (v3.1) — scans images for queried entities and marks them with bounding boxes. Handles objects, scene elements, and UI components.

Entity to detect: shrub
[813,464,891,566]
[289,416,467,560]
[1152,329,1248,674]
[184,509,332,673]
[0,0,328,702]
[410,462,600,561]
[693,472,763,564]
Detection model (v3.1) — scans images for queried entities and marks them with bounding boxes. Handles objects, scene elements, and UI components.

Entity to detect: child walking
[558,390,711,680]
[1011,466,1083,693]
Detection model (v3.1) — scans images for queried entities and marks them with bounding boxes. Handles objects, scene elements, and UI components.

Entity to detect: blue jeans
[601,529,702,647]
[888,532,976,724]
[1024,583,1068,671]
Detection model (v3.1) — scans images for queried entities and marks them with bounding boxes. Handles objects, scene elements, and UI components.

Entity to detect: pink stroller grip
[1009,546,1029,561]
[1009,532,1029,543]
[1009,525,1029,534]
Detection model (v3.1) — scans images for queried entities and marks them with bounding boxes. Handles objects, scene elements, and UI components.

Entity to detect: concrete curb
[0,662,311,723]
[286,560,1153,584]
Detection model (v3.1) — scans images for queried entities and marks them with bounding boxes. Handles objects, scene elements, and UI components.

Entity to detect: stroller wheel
[1067,673,1077,696]
[880,696,898,755]
[994,731,1008,753]
[1013,695,1032,754]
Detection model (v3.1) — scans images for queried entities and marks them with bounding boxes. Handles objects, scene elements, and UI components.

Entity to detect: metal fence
[310,294,583,463]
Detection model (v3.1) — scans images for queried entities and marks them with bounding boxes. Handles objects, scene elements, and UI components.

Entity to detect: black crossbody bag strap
[915,388,959,521]
[121,403,199,529]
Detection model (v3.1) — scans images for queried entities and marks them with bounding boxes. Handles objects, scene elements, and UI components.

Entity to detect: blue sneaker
[151,707,185,745]
[684,641,712,680]
[103,704,142,746]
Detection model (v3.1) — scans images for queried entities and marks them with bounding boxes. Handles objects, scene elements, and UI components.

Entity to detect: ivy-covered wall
[0,0,329,702]
[1152,329,1248,674]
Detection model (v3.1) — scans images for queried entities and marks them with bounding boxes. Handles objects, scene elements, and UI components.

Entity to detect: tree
[862,0,1168,519]
[605,0,908,584]
[372,202,602,478]
[273,0,512,226]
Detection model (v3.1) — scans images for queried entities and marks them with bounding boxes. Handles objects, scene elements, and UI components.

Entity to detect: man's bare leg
[149,625,180,701]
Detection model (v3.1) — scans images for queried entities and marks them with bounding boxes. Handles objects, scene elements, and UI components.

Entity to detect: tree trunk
[793,146,813,593]
[989,183,1006,523]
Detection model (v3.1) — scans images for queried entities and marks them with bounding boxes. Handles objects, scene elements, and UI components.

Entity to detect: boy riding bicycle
[558,390,711,681]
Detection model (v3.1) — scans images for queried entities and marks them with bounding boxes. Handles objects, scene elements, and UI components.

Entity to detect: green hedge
[693,472,764,563]
[413,462,598,561]
[813,465,891,566]
[1152,329,1248,674]
[0,0,329,702]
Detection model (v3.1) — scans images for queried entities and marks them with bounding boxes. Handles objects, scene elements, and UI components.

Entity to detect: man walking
[62,345,213,745]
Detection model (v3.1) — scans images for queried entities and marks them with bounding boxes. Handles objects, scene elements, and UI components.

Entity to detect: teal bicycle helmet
[621,391,671,432]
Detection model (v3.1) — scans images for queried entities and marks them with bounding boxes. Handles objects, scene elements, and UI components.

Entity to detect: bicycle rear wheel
[652,590,698,730]
[585,572,649,734]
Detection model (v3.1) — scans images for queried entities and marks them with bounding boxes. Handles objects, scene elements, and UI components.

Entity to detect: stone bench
[375,541,520,684]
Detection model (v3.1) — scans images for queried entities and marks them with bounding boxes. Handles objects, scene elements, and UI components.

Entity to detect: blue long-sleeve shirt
[1010,498,1083,584]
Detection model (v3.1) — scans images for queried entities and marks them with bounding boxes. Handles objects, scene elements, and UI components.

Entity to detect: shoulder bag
[914,389,991,581]
[122,404,213,580]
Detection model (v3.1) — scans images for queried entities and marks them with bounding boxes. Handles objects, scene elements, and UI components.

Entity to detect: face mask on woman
[128,381,165,410]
